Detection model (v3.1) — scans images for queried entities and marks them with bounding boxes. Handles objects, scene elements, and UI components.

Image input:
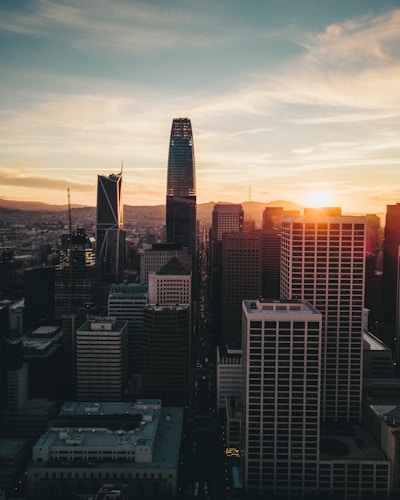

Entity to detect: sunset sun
[304,190,335,208]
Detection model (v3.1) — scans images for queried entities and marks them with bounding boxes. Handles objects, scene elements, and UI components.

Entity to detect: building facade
[216,345,242,409]
[222,231,262,348]
[382,203,400,361]
[281,210,366,422]
[165,118,197,268]
[96,172,125,285]
[108,283,148,375]
[28,400,183,500]
[242,299,322,498]
[140,243,191,285]
[76,317,128,401]
[55,228,96,316]
[142,305,190,406]
[148,257,191,306]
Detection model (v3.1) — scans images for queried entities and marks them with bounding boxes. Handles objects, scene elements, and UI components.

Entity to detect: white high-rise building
[148,257,191,305]
[242,299,322,498]
[281,209,366,422]
[140,243,191,284]
[216,345,242,409]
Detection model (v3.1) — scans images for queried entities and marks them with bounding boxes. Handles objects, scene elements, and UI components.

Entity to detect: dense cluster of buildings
[1,117,400,499]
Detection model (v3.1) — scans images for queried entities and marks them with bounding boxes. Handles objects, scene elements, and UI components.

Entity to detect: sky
[1,0,400,214]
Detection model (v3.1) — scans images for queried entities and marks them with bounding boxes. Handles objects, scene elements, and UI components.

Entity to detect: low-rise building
[216,345,242,409]
[28,400,183,500]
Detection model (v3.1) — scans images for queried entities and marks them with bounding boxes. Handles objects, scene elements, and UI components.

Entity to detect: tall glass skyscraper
[166,118,197,262]
[96,172,125,285]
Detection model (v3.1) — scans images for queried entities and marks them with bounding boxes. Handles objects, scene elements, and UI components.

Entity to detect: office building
[211,204,244,338]
[23,265,55,331]
[28,400,183,500]
[216,345,242,409]
[108,283,148,375]
[262,206,284,231]
[222,231,262,348]
[261,230,281,300]
[96,172,125,285]
[212,204,244,242]
[54,228,96,316]
[165,118,197,269]
[23,326,63,401]
[76,317,128,401]
[148,257,191,305]
[383,203,400,360]
[0,249,23,300]
[142,304,190,405]
[242,299,322,498]
[140,243,191,284]
[281,209,366,422]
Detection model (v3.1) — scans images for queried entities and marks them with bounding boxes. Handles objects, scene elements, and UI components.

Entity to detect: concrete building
[76,317,128,402]
[242,299,322,498]
[108,283,148,375]
[28,400,184,500]
[210,204,244,342]
[23,325,63,401]
[216,345,242,409]
[140,243,191,285]
[222,231,262,348]
[211,204,244,242]
[225,395,242,450]
[281,209,366,422]
[24,265,55,331]
[142,305,190,406]
[148,257,191,305]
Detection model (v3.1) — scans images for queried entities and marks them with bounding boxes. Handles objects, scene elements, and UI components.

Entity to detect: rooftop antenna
[120,160,123,174]
[248,185,252,202]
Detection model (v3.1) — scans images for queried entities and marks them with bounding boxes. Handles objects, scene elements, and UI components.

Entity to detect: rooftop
[319,423,386,461]
[243,299,321,316]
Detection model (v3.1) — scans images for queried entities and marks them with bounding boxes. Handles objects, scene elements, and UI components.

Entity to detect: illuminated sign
[225,447,240,457]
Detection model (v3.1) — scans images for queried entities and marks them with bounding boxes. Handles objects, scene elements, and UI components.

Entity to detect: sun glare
[304,190,334,208]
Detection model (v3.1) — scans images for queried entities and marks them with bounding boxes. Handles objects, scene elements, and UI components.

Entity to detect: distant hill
[0,198,384,228]
[0,198,303,228]
[0,199,85,211]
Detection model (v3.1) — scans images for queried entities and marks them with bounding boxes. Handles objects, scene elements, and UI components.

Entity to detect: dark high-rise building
[221,231,262,348]
[96,171,125,285]
[260,230,281,300]
[211,204,244,342]
[382,203,400,360]
[142,304,190,406]
[166,118,197,262]
[24,265,55,331]
[55,228,96,316]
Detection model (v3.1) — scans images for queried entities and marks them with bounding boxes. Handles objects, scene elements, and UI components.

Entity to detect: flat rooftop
[0,438,27,459]
[32,406,183,470]
[363,330,391,351]
[243,299,321,316]
[319,424,386,461]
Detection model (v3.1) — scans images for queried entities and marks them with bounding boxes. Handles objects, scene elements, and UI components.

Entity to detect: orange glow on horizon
[303,190,335,209]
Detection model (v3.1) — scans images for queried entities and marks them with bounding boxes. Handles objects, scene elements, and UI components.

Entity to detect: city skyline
[1,1,400,213]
